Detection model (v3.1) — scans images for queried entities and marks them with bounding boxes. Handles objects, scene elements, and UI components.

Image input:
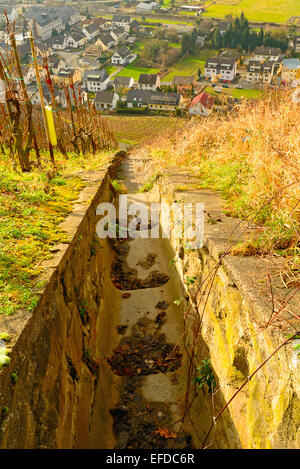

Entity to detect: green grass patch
[138,173,161,193]
[202,0,300,23]
[164,57,205,80]
[116,59,160,80]
[198,155,299,255]
[169,42,181,48]
[143,17,194,25]
[105,65,119,76]
[131,41,146,54]
[161,0,172,7]
[205,86,263,99]
[0,150,113,316]
[178,10,197,16]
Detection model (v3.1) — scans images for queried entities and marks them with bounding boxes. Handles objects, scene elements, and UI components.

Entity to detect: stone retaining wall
[0,154,124,449]
[158,174,299,449]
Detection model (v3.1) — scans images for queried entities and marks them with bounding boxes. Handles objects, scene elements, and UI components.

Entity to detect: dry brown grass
[144,90,300,257]
[105,116,183,146]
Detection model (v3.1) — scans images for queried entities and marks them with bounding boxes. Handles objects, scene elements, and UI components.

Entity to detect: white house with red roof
[189,91,214,116]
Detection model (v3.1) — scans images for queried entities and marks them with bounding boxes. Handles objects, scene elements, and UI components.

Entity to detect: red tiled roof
[190,91,214,109]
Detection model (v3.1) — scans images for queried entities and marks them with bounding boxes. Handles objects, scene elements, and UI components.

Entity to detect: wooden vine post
[8,28,41,165]
[0,57,30,171]
[64,81,79,155]
[28,31,55,165]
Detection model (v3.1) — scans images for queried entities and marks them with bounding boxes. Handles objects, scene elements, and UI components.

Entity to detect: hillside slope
[143,90,299,261]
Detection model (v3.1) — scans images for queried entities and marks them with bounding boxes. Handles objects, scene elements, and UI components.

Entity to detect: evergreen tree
[215,13,287,52]
[234,16,240,28]
[213,29,222,49]
[259,27,264,42]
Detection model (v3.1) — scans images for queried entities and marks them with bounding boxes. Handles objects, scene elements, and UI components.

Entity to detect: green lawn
[116,59,160,80]
[229,88,263,99]
[132,41,146,52]
[164,57,205,80]
[0,151,113,316]
[202,0,300,23]
[206,86,263,99]
[143,18,194,25]
[131,39,181,54]
[161,0,172,7]
[178,10,197,16]
[105,65,119,76]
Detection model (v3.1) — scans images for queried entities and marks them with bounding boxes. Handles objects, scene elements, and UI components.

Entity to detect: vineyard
[0,13,116,173]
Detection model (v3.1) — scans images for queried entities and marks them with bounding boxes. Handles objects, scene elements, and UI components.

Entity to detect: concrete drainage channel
[1,152,296,448]
[93,154,239,450]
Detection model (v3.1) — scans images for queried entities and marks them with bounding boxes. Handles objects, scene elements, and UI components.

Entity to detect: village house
[254,46,281,62]
[60,6,81,28]
[281,58,300,84]
[0,7,18,23]
[138,74,160,91]
[45,35,67,51]
[205,57,237,82]
[24,6,80,40]
[35,40,52,58]
[136,2,158,14]
[96,33,116,51]
[180,5,205,14]
[220,50,240,64]
[58,85,87,109]
[83,70,110,93]
[24,64,47,86]
[94,91,119,110]
[83,23,100,42]
[130,20,141,32]
[261,61,281,83]
[111,46,136,65]
[246,60,262,82]
[114,76,135,91]
[83,17,107,29]
[126,89,182,112]
[55,68,82,85]
[28,83,52,106]
[112,16,132,33]
[189,91,215,117]
[217,21,230,35]
[110,27,128,43]
[173,76,196,93]
[65,32,87,49]
[291,36,300,54]
[127,90,152,108]
[247,60,281,83]
[99,21,112,32]
[48,56,66,76]
[26,12,63,41]
[148,92,182,112]
[13,37,51,61]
